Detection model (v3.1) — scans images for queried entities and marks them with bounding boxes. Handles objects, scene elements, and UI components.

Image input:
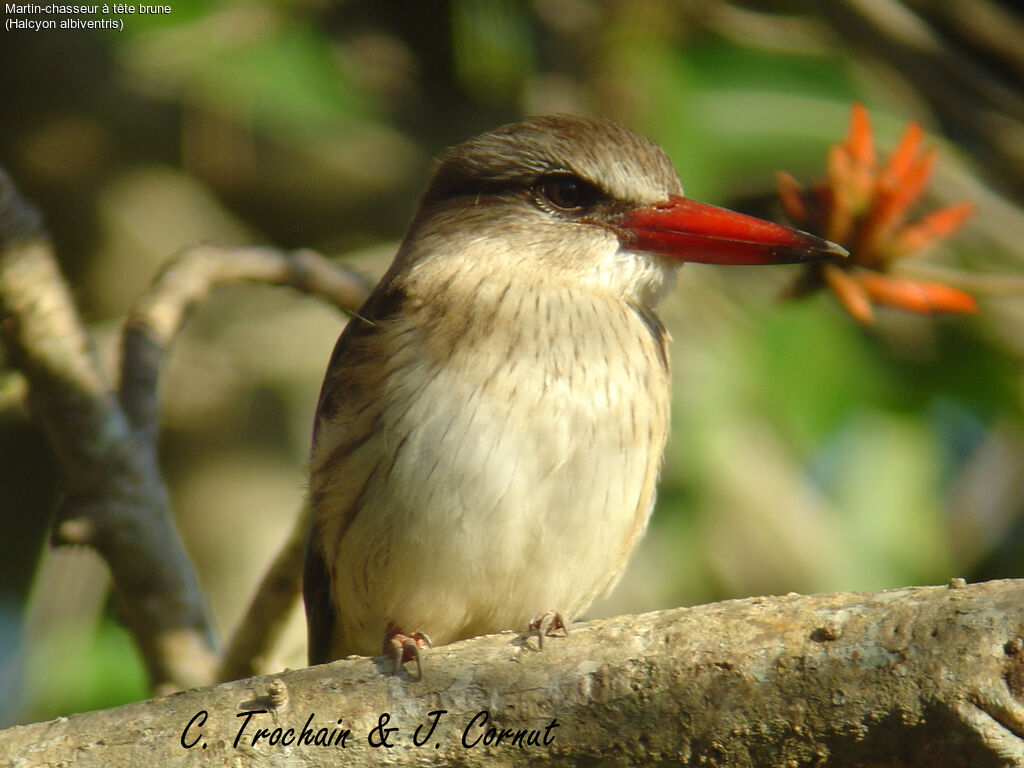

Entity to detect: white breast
[312,263,670,657]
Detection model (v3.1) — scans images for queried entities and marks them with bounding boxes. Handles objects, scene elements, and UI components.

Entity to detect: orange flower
[779,103,976,324]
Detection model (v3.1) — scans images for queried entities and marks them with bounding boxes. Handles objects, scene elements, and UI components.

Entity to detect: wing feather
[303,277,408,664]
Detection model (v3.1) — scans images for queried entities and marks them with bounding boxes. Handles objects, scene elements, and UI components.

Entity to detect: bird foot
[529,610,570,649]
[385,630,432,678]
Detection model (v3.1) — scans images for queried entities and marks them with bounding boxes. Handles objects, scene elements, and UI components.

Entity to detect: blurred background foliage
[1,0,1023,728]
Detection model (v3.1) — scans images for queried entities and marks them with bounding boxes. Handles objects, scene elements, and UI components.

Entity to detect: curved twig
[119,244,370,444]
[217,500,310,683]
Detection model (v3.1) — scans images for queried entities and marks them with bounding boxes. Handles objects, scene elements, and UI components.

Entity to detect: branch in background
[0,169,219,692]
[0,169,372,692]
[120,244,370,444]
[3,581,1023,766]
[217,500,309,683]
[906,0,1024,85]
[685,0,831,56]
[118,244,370,681]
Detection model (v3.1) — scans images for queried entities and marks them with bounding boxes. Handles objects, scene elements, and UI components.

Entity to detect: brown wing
[303,276,408,664]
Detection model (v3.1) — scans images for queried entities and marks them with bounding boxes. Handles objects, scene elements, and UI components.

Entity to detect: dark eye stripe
[422,163,609,214]
[534,173,604,213]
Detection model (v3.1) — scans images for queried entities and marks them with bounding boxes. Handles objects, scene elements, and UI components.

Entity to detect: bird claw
[529,610,569,649]
[386,631,432,678]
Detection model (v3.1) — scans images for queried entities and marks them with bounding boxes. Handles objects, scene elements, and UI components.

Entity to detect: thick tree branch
[0,170,219,692]
[2,581,1023,766]
[0,170,371,691]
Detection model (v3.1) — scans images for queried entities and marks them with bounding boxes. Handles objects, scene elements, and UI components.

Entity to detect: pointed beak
[616,195,847,265]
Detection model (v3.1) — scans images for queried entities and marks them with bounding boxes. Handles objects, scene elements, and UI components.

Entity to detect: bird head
[402,115,846,307]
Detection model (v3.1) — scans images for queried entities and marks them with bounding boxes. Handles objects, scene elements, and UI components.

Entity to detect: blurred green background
[1,0,1022,727]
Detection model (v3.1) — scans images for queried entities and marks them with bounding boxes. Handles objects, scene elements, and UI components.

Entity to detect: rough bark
[3,580,1023,767]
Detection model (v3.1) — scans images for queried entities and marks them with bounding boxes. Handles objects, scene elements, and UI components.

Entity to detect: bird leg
[385,629,432,678]
[529,610,569,649]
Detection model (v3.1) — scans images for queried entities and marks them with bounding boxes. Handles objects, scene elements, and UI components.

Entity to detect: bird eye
[536,174,599,212]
